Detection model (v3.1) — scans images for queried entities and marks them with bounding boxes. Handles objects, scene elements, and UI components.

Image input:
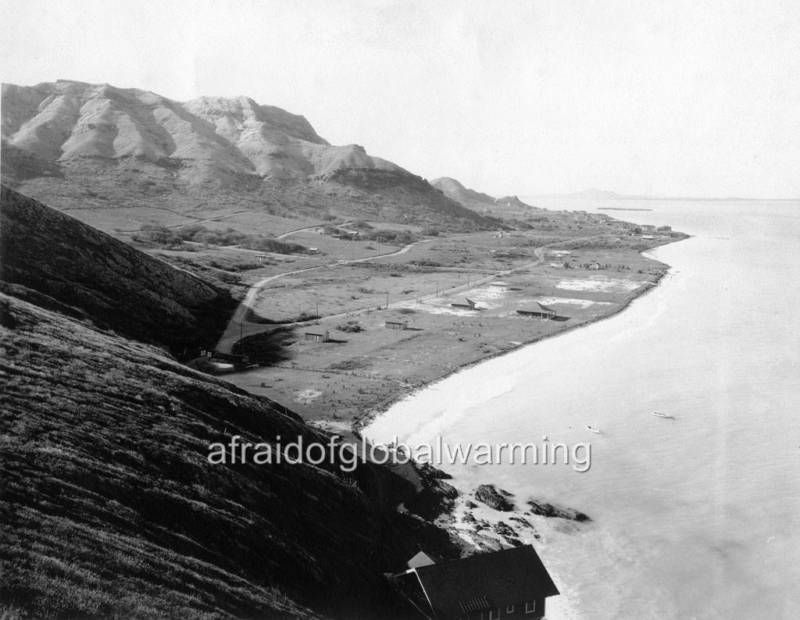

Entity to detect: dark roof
[414,545,559,618]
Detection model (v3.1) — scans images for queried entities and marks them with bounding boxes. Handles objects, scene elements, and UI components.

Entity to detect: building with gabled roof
[389,545,559,619]
[516,302,557,320]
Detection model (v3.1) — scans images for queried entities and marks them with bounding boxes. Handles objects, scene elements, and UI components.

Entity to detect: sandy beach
[362,198,800,619]
[222,225,684,428]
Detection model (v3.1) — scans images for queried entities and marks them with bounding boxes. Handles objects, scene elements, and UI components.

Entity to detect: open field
[217,220,682,424]
[18,169,682,428]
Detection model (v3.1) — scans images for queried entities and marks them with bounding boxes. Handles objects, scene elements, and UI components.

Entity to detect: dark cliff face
[0,293,457,619]
[0,189,460,618]
[0,186,237,357]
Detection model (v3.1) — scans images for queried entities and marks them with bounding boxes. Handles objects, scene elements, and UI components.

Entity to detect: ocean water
[365,199,800,619]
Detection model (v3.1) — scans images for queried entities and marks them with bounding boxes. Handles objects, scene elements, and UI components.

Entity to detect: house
[587,261,601,270]
[333,227,360,240]
[451,298,480,310]
[516,302,556,320]
[390,545,559,619]
[304,330,330,343]
[385,320,408,330]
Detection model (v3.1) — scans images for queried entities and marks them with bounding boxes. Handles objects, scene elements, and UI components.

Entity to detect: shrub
[133,224,307,254]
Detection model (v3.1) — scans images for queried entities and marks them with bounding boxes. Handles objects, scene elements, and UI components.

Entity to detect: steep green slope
[0,186,236,357]
[0,293,455,618]
[0,188,460,618]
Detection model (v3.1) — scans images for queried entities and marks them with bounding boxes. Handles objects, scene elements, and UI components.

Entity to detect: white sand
[556,277,639,292]
[535,296,613,308]
[294,388,323,403]
[396,300,477,316]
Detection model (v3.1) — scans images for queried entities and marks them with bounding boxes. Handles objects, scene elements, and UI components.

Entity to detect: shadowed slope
[0,186,236,357]
[0,293,455,618]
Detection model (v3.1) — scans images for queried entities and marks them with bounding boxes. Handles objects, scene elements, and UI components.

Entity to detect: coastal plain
[177,215,683,426]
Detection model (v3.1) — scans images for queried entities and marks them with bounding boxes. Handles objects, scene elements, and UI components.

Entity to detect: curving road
[213,235,598,355]
[214,239,433,353]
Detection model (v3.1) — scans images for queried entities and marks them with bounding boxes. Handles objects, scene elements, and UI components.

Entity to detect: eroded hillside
[1,81,493,232]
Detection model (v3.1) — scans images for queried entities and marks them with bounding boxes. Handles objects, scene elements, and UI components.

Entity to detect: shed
[385,320,408,330]
[451,298,479,310]
[516,302,556,320]
[304,330,330,343]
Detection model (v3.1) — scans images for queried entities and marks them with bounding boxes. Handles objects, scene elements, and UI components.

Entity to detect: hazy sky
[2,0,799,197]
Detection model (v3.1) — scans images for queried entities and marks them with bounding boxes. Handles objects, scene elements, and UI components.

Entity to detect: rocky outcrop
[493,521,523,547]
[495,195,535,209]
[474,484,515,511]
[527,498,591,522]
[404,462,460,520]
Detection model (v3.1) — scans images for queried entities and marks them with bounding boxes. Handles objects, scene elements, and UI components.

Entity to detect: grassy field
[217,211,684,423]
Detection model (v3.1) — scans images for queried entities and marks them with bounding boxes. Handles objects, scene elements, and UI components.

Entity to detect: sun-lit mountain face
[2,80,404,182]
[1,80,492,232]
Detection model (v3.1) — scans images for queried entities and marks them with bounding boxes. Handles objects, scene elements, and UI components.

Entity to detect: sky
[2,0,799,198]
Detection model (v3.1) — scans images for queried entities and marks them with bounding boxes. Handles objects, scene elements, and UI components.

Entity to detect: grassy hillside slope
[0,186,237,357]
[0,292,456,618]
[0,188,459,618]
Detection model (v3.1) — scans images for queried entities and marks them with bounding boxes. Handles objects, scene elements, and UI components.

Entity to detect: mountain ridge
[2,80,493,232]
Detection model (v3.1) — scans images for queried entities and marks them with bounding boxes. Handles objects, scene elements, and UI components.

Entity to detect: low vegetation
[336,320,364,333]
[361,229,417,244]
[133,224,308,254]
[231,327,296,364]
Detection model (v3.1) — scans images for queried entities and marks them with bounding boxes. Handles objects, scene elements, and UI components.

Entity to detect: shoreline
[218,220,691,433]
[352,236,687,436]
[353,234,689,614]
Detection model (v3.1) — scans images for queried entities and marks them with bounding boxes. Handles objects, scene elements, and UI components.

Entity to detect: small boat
[585,425,601,434]
[651,411,675,420]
